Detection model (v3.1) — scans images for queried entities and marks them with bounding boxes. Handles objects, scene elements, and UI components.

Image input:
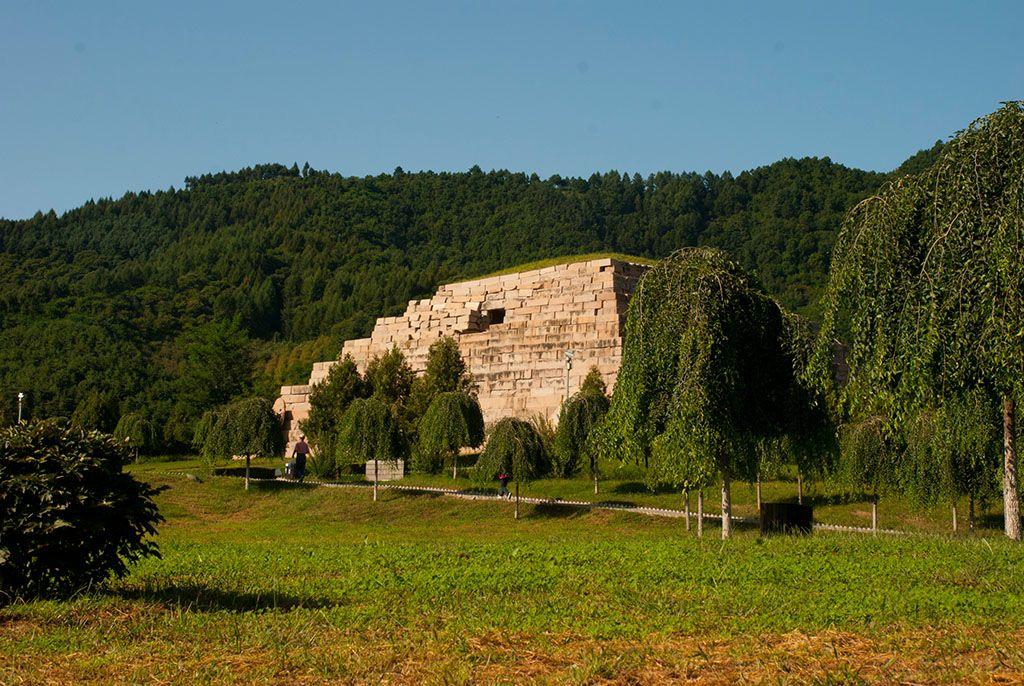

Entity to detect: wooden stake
[952,503,958,534]
[245,455,250,491]
[684,488,691,532]
[871,496,878,534]
[721,475,732,540]
[514,481,520,520]
[797,473,803,505]
[697,490,704,538]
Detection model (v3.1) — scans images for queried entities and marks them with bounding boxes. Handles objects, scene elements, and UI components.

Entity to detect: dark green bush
[0,420,164,598]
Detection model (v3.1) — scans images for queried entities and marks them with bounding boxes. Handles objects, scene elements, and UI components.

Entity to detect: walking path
[212,472,907,536]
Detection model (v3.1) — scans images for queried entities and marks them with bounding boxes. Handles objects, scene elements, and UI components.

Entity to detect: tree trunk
[871,495,878,534]
[594,473,599,496]
[684,488,691,532]
[697,490,704,538]
[721,474,732,539]
[969,494,976,532]
[514,481,520,520]
[373,460,379,502]
[756,474,762,512]
[1003,396,1020,541]
[452,453,458,480]
[245,455,251,491]
[797,473,803,505]
[952,503,958,534]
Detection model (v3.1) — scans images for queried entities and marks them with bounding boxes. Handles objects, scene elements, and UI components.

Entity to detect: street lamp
[17,392,24,423]
[564,350,575,402]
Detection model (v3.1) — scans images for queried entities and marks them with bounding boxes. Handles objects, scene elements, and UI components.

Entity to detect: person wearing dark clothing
[498,472,511,499]
[292,436,310,482]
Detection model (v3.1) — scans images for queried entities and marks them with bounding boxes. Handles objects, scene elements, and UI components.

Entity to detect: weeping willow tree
[335,396,407,502]
[593,248,833,538]
[903,392,1001,532]
[474,417,548,519]
[413,391,484,478]
[810,103,1024,540]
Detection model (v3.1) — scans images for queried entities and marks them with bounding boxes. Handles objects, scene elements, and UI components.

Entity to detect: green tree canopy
[474,417,548,484]
[336,395,407,500]
[197,397,282,466]
[553,377,610,481]
[301,355,368,474]
[810,103,1024,539]
[409,336,475,417]
[413,391,484,477]
[113,412,159,456]
[365,347,415,406]
[594,248,833,537]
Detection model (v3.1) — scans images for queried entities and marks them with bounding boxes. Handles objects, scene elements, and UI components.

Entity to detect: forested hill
[0,152,935,446]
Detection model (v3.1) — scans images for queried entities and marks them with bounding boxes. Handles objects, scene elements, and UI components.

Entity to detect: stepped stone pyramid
[274,257,649,456]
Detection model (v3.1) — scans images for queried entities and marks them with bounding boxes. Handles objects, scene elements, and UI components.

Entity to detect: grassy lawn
[3,463,1023,684]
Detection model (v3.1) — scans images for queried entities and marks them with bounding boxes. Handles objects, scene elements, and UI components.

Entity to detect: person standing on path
[292,436,310,482]
[497,471,511,499]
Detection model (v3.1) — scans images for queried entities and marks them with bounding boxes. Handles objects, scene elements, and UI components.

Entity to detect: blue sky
[1,1,1021,219]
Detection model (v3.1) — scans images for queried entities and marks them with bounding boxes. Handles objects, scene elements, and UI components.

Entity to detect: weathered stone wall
[277,257,647,456]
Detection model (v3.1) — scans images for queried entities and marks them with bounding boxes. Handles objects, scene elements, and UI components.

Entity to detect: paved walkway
[219,472,906,536]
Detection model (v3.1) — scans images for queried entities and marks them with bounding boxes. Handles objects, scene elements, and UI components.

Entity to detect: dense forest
[0,146,944,449]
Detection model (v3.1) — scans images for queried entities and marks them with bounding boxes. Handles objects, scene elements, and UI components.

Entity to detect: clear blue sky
[1,1,1021,219]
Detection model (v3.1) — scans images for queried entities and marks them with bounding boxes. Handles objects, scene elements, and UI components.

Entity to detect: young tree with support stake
[474,417,547,519]
[196,397,283,490]
[414,391,485,478]
[810,103,1024,540]
[335,396,406,502]
[592,248,833,539]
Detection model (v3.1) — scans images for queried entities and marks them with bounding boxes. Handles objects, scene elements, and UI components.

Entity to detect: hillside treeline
[0,149,940,449]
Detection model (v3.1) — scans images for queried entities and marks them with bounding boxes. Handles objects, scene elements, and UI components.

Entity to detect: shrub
[413,391,484,476]
[0,420,164,598]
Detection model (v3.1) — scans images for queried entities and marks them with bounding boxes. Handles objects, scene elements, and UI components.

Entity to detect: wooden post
[871,496,878,535]
[721,474,732,540]
[755,474,762,512]
[452,453,458,480]
[797,473,803,505]
[952,504,959,534]
[1003,396,1020,541]
[373,460,379,502]
[245,455,251,491]
[514,481,520,520]
[684,488,691,532]
[697,490,704,538]
[594,474,599,495]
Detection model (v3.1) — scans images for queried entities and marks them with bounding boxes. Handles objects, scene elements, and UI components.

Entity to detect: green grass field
[3,462,1024,684]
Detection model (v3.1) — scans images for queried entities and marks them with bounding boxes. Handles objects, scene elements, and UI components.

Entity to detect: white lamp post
[17,392,24,423]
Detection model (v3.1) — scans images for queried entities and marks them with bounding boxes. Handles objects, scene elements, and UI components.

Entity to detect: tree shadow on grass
[610,481,678,496]
[524,502,590,520]
[113,584,340,613]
